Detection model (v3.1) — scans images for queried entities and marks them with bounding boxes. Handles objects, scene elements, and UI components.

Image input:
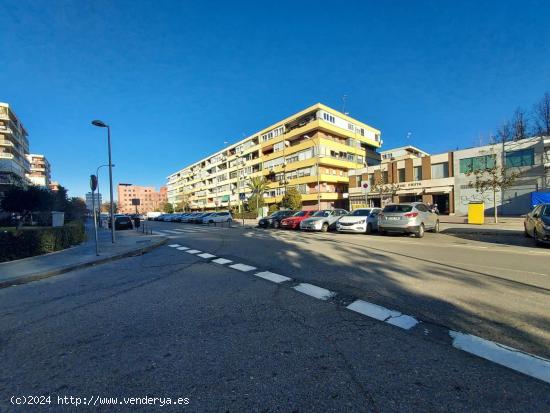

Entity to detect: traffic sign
[362,183,369,189]
[239,193,246,200]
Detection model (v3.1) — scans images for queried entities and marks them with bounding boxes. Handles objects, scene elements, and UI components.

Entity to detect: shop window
[505,148,534,167]
[459,155,496,174]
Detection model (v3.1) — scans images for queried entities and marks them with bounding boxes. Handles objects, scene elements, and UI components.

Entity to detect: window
[431,162,449,179]
[459,155,496,174]
[322,112,335,123]
[505,148,534,167]
[382,171,388,183]
[416,204,428,212]
[413,166,422,181]
[398,169,406,182]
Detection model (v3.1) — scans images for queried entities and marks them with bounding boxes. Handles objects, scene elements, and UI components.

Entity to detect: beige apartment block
[26,153,51,188]
[118,183,166,214]
[0,102,30,192]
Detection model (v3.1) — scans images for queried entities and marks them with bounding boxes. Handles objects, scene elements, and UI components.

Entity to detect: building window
[322,112,335,123]
[505,148,535,167]
[459,155,496,174]
[413,166,422,181]
[398,168,406,182]
[431,162,449,179]
[382,171,388,183]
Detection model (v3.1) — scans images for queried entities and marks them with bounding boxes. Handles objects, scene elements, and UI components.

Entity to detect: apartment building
[349,146,456,214]
[85,192,103,212]
[26,153,51,187]
[0,102,30,193]
[117,183,166,214]
[167,103,382,211]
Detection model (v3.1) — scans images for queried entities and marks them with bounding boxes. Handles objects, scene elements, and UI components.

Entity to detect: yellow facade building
[166,103,381,211]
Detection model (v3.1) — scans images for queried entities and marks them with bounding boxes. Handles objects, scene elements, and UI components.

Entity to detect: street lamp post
[92,120,116,243]
[96,163,114,227]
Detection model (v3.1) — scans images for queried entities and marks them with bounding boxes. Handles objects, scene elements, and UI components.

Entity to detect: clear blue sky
[1,0,549,198]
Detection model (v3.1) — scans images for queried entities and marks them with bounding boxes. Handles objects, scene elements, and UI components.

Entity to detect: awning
[396,189,423,195]
[425,186,453,194]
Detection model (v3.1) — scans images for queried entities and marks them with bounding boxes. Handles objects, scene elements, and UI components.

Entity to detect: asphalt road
[1,221,549,412]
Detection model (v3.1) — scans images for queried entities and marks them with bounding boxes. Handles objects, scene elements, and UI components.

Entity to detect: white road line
[167,244,181,248]
[212,258,233,265]
[255,271,292,284]
[176,247,189,250]
[161,230,181,234]
[172,228,188,232]
[450,331,550,384]
[229,263,257,272]
[293,283,335,300]
[346,299,418,330]
[185,249,201,254]
[198,253,216,259]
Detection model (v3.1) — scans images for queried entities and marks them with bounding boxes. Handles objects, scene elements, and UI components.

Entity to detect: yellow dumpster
[468,202,485,225]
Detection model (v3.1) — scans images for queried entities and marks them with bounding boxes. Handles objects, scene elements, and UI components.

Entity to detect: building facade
[85,192,102,212]
[0,102,30,194]
[117,184,166,214]
[349,146,455,214]
[26,154,51,187]
[167,103,381,211]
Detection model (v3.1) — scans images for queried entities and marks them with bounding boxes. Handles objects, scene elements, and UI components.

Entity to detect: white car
[202,211,233,224]
[337,208,382,234]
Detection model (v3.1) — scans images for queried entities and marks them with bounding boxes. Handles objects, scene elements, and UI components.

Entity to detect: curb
[441,228,523,237]
[0,237,168,289]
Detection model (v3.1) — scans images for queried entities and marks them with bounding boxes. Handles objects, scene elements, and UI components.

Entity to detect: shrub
[0,221,85,262]
[232,211,258,220]
[268,204,279,214]
[281,187,302,210]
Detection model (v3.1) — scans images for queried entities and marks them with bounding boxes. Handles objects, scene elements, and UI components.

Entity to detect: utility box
[51,211,65,227]
[468,202,485,225]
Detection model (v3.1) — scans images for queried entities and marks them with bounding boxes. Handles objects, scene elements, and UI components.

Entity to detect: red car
[280,210,315,229]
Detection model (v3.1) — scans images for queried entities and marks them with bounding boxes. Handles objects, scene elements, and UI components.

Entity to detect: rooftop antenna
[342,95,349,115]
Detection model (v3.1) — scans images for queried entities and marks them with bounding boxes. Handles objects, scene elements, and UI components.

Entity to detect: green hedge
[0,221,85,262]
[231,212,258,220]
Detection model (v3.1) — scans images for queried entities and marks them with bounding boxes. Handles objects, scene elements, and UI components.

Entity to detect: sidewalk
[0,223,167,288]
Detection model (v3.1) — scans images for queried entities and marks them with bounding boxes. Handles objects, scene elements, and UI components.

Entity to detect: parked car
[299,209,348,232]
[108,215,134,230]
[258,210,296,229]
[280,210,315,229]
[337,208,382,234]
[181,212,199,223]
[146,211,162,220]
[378,202,439,238]
[174,213,191,222]
[524,203,550,246]
[202,211,233,224]
[155,214,167,221]
[190,212,211,224]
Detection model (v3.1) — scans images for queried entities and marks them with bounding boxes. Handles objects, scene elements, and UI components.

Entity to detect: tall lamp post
[96,163,114,227]
[91,120,116,243]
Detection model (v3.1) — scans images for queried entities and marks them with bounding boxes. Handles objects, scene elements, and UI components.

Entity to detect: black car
[108,215,134,230]
[258,210,296,229]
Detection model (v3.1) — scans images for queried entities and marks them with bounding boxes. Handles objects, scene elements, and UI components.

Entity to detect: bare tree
[496,120,513,143]
[496,107,529,142]
[533,92,550,136]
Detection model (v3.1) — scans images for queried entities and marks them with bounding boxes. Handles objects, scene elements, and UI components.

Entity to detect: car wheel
[379,229,387,236]
[534,229,542,246]
[415,224,425,238]
[524,224,530,237]
[321,223,329,232]
[432,220,440,233]
[366,223,372,234]
[273,221,280,229]
[209,220,214,224]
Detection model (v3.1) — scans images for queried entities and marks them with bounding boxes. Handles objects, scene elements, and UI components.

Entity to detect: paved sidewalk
[0,224,167,288]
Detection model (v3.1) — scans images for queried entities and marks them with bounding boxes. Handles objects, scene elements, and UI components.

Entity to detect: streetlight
[91,120,115,243]
[304,135,321,210]
[96,163,115,226]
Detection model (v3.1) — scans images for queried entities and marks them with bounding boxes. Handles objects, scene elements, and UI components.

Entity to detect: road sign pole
[90,175,99,256]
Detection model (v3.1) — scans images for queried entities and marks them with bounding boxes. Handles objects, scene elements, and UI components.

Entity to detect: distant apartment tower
[49,180,60,192]
[166,103,382,210]
[26,154,51,187]
[117,184,165,214]
[0,102,30,193]
[85,192,102,212]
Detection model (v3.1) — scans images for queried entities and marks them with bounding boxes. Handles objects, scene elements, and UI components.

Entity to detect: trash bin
[468,202,484,225]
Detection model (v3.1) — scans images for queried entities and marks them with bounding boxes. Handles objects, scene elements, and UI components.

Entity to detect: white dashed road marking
[212,258,233,265]
[450,331,550,384]
[255,271,292,284]
[347,299,418,330]
[293,283,335,300]
[198,253,216,259]
[185,249,201,254]
[168,244,181,248]
[229,263,257,272]
[176,246,189,250]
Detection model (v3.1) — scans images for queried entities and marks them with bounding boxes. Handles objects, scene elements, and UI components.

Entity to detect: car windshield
[383,204,413,213]
[542,206,550,216]
[313,211,330,217]
[349,209,371,216]
[293,211,308,217]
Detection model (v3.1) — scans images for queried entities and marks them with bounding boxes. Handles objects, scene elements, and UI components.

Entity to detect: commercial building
[0,102,30,194]
[349,146,456,214]
[26,154,51,187]
[167,103,381,211]
[117,184,166,214]
[85,192,102,212]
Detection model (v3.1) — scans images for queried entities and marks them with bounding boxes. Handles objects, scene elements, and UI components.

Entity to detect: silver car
[300,209,348,232]
[336,208,382,234]
[378,202,439,238]
[524,203,550,246]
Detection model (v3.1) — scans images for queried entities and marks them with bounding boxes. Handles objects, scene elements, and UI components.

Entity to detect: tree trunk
[493,190,498,224]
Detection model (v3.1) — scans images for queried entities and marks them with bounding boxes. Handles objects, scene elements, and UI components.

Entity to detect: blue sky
[1,0,549,198]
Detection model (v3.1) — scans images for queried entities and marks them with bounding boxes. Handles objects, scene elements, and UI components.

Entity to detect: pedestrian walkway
[152,225,232,237]
[0,224,167,287]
